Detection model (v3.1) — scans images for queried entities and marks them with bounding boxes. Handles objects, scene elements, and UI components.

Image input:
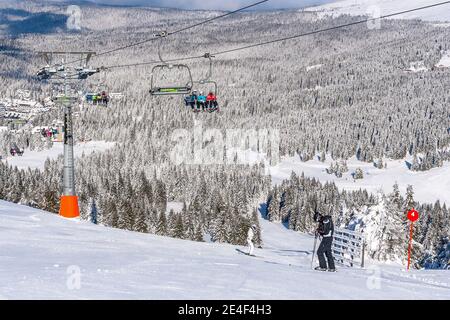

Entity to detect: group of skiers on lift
[184,90,218,112]
[10,145,24,157]
[40,127,59,139]
[86,91,110,106]
[246,211,336,272]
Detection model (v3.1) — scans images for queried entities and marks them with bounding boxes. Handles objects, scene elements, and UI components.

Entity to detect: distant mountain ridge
[306,0,450,22]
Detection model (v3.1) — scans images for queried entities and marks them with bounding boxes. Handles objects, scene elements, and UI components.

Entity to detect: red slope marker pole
[407,221,414,271]
[407,209,419,271]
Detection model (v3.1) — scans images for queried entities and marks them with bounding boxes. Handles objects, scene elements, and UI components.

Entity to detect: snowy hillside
[1,141,115,170]
[269,155,450,205]
[308,0,450,22]
[0,200,449,300]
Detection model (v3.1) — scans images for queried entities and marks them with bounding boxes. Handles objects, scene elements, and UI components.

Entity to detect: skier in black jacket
[314,212,336,272]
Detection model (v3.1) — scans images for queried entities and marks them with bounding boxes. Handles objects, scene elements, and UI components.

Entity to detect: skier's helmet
[313,212,322,223]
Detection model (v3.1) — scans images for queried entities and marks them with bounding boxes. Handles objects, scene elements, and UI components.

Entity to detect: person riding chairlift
[101,91,109,106]
[185,90,198,110]
[206,91,218,111]
[197,91,207,112]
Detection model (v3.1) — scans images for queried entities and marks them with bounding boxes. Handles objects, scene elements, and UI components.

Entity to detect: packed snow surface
[308,0,450,22]
[1,141,115,170]
[0,200,448,299]
[166,202,184,214]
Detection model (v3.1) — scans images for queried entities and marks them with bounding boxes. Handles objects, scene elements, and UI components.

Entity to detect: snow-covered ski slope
[1,201,448,300]
[1,141,115,170]
[269,155,450,206]
[307,0,450,22]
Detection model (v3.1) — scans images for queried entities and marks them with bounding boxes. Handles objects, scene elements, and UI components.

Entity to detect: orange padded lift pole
[60,195,80,218]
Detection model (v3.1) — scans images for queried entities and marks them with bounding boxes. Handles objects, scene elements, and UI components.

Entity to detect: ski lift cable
[104,0,450,70]
[55,0,269,68]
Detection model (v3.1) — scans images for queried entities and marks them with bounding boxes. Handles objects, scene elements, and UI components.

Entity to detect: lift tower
[37,52,98,218]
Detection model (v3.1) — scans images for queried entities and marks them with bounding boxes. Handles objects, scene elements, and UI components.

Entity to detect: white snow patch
[268,154,450,206]
[431,22,450,28]
[436,51,450,68]
[166,201,184,214]
[306,64,323,72]
[1,141,116,170]
[305,85,323,91]
[405,61,428,73]
[0,200,449,299]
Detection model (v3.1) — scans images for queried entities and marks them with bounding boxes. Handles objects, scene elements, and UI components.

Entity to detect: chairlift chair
[188,53,219,112]
[149,31,194,96]
[84,68,110,106]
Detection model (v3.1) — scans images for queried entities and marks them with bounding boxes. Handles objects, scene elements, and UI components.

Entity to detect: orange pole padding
[59,195,80,218]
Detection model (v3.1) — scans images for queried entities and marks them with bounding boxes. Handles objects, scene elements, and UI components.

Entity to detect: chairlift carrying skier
[206,91,218,111]
[314,212,336,272]
[184,90,198,110]
[197,91,207,112]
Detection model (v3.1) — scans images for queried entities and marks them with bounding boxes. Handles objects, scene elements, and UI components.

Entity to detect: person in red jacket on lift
[206,91,218,111]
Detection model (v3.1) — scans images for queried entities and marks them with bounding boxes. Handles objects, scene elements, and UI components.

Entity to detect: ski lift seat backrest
[194,80,218,96]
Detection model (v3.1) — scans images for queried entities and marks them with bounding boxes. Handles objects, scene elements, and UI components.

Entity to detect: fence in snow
[332,228,366,268]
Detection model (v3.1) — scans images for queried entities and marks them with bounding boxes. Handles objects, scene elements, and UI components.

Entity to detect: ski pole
[311,233,318,269]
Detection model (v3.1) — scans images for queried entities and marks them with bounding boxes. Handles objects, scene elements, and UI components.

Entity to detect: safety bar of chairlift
[150,64,194,96]
[150,87,192,96]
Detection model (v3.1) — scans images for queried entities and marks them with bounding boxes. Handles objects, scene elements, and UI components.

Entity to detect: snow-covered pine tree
[353,168,364,180]
[90,199,98,224]
[267,187,281,222]
[379,183,408,262]
[172,213,184,239]
[155,211,167,236]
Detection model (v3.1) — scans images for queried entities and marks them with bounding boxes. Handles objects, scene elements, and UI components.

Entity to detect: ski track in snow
[1,200,448,299]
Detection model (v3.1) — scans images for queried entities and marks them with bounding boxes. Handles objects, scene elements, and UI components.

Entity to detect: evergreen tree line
[0,152,268,246]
